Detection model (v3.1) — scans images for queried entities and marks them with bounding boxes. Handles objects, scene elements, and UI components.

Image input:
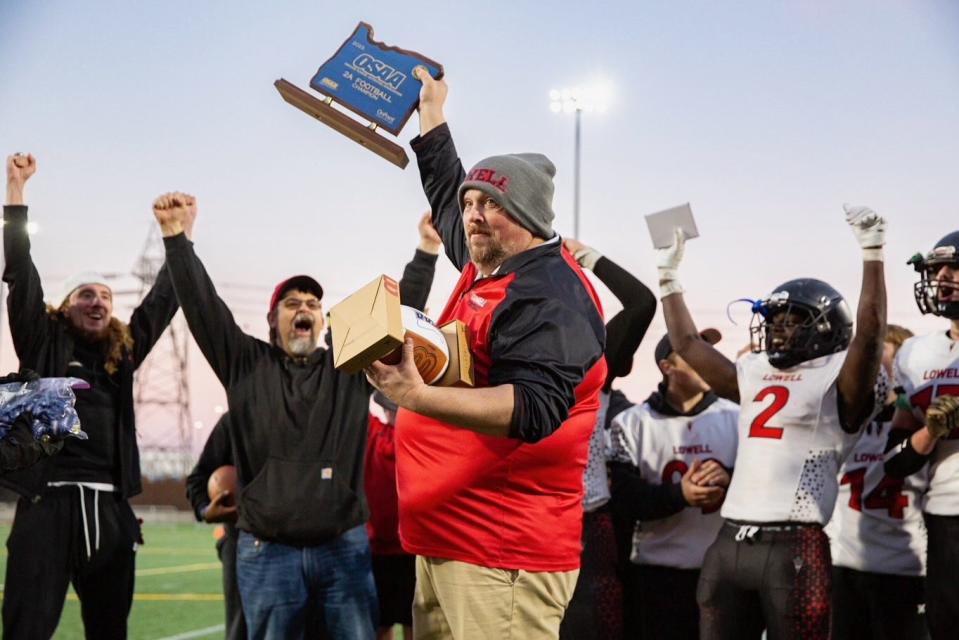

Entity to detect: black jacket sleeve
[592,256,657,387]
[883,428,931,478]
[399,249,438,312]
[163,233,266,387]
[489,296,604,443]
[185,415,234,521]
[128,264,180,369]
[608,460,689,521]
[2,206,51,366]
[410,124,469,271]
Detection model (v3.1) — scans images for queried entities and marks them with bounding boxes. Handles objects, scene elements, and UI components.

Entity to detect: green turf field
[0,522,226,639]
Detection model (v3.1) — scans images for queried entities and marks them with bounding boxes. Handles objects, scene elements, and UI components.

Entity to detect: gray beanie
[457,153,557,239]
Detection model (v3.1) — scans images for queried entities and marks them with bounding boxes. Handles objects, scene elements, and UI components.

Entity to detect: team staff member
[2,153,184,639]
[156,194,440,640]
[884,230,959,639]
[658,205,887,640]
[828,324,929,640]
[367,72,606,640]
[608,332,738,640]
[155,192,377,640]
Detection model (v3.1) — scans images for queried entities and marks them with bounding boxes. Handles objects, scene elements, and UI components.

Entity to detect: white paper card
[644,203,699,249]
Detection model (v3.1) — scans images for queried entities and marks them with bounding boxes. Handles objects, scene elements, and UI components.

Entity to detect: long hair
[49,303,133,374]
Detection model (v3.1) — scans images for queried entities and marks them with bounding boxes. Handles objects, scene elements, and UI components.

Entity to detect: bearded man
[2,153,183,639]
[154,192,438,640]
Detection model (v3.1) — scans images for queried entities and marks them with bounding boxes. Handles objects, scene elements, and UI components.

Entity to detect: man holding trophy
[366,71,607,639]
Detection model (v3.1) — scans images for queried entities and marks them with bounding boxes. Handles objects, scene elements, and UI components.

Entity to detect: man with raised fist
[2,153,183,639]
[155,193,441,640]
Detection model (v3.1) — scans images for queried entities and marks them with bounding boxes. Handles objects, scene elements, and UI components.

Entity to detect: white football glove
[844,204,886,249]
[657,227,686,297]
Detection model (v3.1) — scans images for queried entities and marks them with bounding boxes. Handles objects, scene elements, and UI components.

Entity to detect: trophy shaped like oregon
[275,21,443,169]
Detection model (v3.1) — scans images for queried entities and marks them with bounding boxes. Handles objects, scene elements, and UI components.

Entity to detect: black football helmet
[750,278,854,370]
[909,231,959,319]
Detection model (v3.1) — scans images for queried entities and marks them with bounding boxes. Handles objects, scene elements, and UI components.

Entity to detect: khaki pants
[412,556,578,640]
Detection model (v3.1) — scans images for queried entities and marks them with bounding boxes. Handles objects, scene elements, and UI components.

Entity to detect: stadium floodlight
[548,82,612,238]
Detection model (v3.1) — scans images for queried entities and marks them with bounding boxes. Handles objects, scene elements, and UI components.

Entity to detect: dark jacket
[412,123,606,442]
[186,414,234,522]
[1,205,179,500]
[164,234,436,546]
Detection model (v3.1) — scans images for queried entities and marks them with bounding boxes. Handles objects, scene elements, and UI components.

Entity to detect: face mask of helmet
[749,279,854,370]
[910,230,959,320]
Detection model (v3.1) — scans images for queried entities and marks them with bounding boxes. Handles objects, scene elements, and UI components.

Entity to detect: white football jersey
[608,397,739,570]
[894,331,959,516]
[827,410,928,576]
[723,351,869,525]
[582,391,611,512]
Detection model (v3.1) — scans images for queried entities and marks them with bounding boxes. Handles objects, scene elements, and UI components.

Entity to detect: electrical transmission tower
[131,225,193,478]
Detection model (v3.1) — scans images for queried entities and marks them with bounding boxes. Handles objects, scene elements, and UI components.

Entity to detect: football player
[607,330,739,640]
[657,205,887,639]
[828,324,928,640]
[884,230,959,639]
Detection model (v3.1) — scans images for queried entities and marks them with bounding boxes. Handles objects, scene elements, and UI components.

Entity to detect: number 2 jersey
[723,351,885,525]
[827,407,927,576]
[894,330,959,516]
[608,393,739,569]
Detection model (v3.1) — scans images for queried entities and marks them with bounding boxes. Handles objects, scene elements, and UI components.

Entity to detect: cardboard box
[329,275,403,374]
[436,320,474,387]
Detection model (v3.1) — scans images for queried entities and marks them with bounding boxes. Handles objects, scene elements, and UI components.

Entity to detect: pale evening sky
[1,0,957,451]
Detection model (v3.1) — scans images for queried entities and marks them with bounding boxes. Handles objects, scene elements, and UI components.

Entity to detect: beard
[286,334,316,356]
[285,311,318,356]
[467,228,508,272]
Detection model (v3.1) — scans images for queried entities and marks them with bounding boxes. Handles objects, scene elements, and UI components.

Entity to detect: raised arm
[658,230,739,402]
[565,238,656,388]
[398,212,440,312]
[154,193,264,387]
[836,205,887,433]
[2,154,50,365]
[410,71,469,269]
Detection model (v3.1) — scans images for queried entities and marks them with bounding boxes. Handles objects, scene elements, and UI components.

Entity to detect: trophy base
[275,79,409,169]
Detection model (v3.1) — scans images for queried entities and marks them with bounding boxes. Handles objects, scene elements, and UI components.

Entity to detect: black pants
[560,506,624,640]
[831,566,927,640]
[925,513,959,640]
[216,525,248,640]
[2,486,140,639]
[629,564,700,640]
[697,521,830,640]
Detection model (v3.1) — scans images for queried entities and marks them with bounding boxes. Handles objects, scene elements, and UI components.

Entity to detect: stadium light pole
[549,85,609,239]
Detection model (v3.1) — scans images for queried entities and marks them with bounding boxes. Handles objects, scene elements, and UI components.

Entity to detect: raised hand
[6,153,36,205]
[656,227,686,296]
[153,192,196,238]
[413,67,447,135]
[417,211,441,255]
[844,203,886,249]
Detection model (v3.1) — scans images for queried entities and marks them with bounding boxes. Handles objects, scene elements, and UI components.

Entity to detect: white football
[380,306,450,384]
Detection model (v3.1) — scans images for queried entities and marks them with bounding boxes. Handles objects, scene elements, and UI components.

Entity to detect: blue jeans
[236,525,377,640]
